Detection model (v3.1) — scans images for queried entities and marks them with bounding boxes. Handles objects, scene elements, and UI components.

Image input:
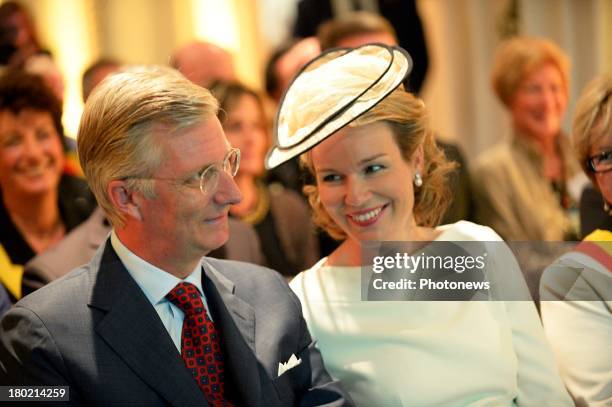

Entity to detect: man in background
[171,40,236,87]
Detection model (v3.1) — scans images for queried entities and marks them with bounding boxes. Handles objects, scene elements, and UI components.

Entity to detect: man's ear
[412,144,425,174]
[107,180,144,221]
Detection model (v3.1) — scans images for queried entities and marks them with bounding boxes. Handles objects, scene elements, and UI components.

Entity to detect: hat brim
[265,43,412,169]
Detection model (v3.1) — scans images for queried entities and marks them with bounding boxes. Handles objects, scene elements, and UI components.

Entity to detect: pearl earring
[604,201,612,216]
[413,172,423,187]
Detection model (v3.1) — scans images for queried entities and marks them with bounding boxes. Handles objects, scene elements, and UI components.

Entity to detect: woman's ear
[107,180,143,221]
[412,144,425,174]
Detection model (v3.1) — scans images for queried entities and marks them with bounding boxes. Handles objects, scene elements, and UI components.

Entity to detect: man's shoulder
[204,257,287,288]
[203,258,299,308]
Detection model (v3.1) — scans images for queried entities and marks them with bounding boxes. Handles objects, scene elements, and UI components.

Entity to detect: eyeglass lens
[199,149,240,195]
[590,151,612,173]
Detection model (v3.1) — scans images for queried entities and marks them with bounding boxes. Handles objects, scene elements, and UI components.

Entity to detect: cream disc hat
[265,43,412,169]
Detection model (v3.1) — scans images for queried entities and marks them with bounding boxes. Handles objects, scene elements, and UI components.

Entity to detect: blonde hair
[78,66,219,226]
[302,89,455,240]
[572,73,612,185]
[491,36,570,107]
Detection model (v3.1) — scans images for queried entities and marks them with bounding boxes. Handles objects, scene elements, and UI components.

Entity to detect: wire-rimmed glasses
[587,150,612,173]
[128,147,240,196]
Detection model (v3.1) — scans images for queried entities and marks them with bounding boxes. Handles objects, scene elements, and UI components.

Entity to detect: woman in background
[540,73,612,406]
[211,80,318,276]
[0,1,43,67]
[266,44,572,406]
[474,36,581,241]
[0,69,95,302]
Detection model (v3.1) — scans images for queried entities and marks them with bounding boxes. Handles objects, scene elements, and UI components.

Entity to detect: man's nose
[213,171,243,206]
[344,176,371,207]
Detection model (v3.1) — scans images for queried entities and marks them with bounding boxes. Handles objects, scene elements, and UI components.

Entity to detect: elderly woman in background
[0,69,95,302]
[540,73,612,406]
[474,36,581,241]
[210,80,318,276]
[266,44,572,406]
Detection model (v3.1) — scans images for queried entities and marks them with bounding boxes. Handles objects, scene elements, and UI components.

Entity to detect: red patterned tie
[166,282,233,406]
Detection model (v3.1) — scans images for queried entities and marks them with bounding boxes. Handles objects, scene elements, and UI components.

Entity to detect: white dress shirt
[110,230,212,352]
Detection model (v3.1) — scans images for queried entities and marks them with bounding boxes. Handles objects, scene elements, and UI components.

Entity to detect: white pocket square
[277,353,302,377]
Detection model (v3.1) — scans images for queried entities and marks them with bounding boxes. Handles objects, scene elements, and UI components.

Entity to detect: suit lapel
[89,242,208,407]
[203,260,262,407]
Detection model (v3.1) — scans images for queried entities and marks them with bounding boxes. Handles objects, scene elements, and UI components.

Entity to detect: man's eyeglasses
[129,147,240,196]
[587,150,612,173]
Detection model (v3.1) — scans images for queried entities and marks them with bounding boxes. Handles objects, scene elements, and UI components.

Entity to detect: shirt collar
[110,230,205,306]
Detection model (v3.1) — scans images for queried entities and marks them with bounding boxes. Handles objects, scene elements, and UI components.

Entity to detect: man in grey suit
[0,66,350,406]
[21,207,266,296]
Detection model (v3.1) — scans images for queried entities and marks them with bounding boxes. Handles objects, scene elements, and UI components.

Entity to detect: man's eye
[364,164,385,174]
[183,172,202,186]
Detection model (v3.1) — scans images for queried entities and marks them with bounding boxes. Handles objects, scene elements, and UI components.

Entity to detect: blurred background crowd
[0,0,611,404]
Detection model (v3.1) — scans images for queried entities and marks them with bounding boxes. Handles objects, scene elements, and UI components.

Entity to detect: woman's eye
[36,130,53,141]
[364,164,385,174]
[321,174,341,183]
[1,133,22,147]
[600,151,612,163]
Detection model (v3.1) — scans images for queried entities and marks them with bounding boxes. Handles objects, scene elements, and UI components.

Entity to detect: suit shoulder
[17,265,91,316]
[203,257,299,307]
[204,257,285,285]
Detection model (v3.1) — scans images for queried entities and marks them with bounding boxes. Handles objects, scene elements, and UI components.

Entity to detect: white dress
[290,221,572,406]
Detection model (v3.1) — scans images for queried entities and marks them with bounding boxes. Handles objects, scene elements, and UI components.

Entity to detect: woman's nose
[344,176,371,207]
[22,134,44,160]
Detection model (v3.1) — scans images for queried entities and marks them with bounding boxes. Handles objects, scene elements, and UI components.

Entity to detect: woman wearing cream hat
[266,44,572,406]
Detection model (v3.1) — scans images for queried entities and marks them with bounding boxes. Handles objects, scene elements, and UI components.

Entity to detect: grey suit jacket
[22,208,265,296]
[0,240,351,406]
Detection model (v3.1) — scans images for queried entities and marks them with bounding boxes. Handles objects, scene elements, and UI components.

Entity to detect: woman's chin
[13,175,59,196]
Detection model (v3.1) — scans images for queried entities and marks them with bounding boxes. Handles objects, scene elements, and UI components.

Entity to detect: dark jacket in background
[579,184,612,238]
[293,0,429,94]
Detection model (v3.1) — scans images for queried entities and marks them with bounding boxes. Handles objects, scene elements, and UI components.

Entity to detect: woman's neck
[538,136,563,181]
[327,226,442,267]
[230,175,259,217]
[4,189,65,253]
[516,130,563,181]
[327,239,362,267]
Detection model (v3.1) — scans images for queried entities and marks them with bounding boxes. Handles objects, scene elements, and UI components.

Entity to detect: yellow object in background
[0,245,23,300]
